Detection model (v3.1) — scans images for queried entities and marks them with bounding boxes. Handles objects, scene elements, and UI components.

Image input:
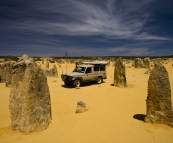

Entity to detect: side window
[93,64,105,71]
[94,65,99,71]
[100,65,105,71]
[86,68,92,73]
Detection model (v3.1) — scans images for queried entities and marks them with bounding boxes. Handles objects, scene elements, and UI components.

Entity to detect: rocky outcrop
[114,57,127,87]
[4,61,15,87]
[144,62,173,127]
[0,75,2,83]
[75,101,88,113]
[49,65,58,77]
[134,58,143,68]
[131,61,135,67]
[0,64,4,82]
[45,61,49,70]
[0,61,15,85]
[44,65,58,77]
[143,57,150,68]
[9,54,52,133]
[144,68,151,74]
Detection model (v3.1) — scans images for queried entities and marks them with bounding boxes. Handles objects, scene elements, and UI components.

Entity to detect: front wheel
[73,79,81,88]
[96,77,103,84]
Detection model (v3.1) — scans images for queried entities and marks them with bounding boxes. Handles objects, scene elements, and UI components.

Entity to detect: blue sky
[0,0,173,56]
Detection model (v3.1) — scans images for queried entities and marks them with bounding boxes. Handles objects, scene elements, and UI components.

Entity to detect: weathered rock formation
[0,61,15,85]
[44,65,58,77]
[144,67,151,74]
[0,75,2,83]
[154,58,161,63]
[4,61,15,87]
[131,61,135,67]
[144,62,173,127]
[75,101,88,113]
[143,57,150,68]
[49,65,58,77]
[45,61,49,70]
[9,54,52,133]
[114,57,127,87]
[134,58,143,68]
[0,64,5,82]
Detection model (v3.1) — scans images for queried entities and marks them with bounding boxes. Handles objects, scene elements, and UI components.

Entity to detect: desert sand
[0,61,173,143]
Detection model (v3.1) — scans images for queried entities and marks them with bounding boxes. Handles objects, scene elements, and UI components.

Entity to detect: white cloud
[128,48,151,55]
[108,44,152,56]
[108,48,129,52]
[13,0,171,41]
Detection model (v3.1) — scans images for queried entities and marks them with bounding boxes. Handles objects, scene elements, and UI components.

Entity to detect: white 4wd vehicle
[61,61,107,88]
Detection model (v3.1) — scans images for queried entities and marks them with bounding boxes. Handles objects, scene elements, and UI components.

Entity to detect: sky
[0,0,173,56]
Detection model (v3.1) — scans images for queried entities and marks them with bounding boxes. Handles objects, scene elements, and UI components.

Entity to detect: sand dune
[0,62,173,143]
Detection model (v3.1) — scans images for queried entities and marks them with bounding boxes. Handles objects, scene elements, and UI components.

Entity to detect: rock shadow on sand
[133,114,145,122]
[110,83,134,88]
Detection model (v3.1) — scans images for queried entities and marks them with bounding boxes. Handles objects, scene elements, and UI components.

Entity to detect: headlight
[62,75,66,80]
[70,76,75,80]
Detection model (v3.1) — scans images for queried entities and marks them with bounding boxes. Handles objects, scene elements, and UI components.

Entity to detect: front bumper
[61,75,75,83]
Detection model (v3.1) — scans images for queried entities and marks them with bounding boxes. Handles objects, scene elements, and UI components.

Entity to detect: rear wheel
[96,77,103,84]
[73,79,81,88]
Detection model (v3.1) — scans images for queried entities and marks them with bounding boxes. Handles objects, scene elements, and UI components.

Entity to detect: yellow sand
[0,61,173,143]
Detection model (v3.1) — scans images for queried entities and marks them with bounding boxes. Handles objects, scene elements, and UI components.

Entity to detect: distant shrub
[49,60,55,63]
[75,62,79,66]
[34,58,42,61]
[2,56,19,62]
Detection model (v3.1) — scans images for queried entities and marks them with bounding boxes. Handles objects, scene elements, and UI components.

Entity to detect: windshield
[73,67,86,73]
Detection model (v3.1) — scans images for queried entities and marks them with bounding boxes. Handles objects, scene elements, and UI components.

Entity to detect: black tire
[73,79,81,88]
[96,77,103,84]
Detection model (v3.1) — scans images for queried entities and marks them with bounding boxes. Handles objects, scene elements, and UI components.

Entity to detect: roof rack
[83,61,108,65]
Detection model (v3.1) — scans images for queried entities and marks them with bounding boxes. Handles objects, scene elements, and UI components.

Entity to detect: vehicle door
[84,67,95,81]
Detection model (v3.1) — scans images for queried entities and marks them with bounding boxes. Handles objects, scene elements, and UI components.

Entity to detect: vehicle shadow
[61,85,74,89]
[133,114,145,122]
[61,81,105,88]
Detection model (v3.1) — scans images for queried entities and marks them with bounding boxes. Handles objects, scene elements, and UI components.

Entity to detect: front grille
[65,76,71,80]
[62,75,72,81]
